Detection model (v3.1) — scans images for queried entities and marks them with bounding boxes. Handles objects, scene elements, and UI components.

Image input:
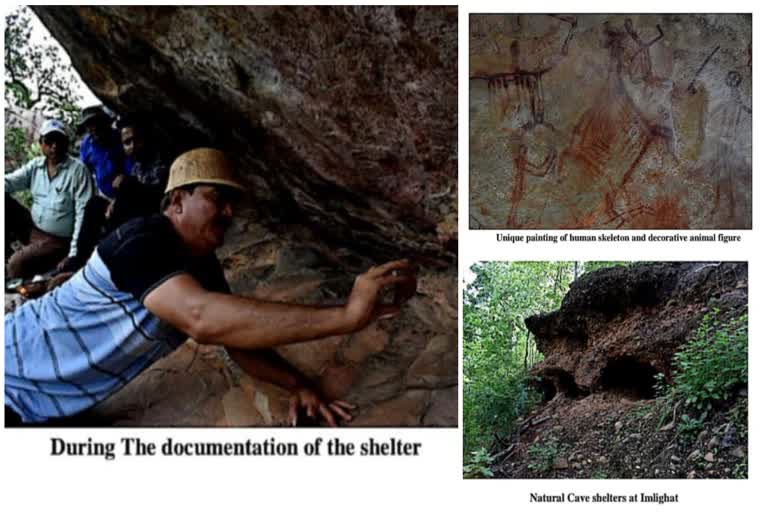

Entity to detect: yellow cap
[165,148,246,193]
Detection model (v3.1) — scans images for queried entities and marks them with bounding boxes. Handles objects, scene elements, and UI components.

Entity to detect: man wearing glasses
[4,119,94,278]
[5,148,416,427]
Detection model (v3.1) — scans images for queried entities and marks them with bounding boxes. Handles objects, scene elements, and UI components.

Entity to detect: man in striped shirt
[5,148,415,427]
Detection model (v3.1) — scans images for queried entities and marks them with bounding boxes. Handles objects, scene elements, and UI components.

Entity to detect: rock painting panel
[469,14,752,229]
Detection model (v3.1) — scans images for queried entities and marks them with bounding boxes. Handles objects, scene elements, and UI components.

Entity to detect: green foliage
[5,125,42,175]
[5,7,79,180]
[591,470,609,479]
[462,448,496,479]
[581,261,630,274]
[463,262,570,457]
[5,7,82,126]
[463,262,627,462]
[527,439,559,473]
[626,402,653,424]
[734,460,747,479]
[670,312,747,411]
[676,412,706,442]
[653,374,675,429]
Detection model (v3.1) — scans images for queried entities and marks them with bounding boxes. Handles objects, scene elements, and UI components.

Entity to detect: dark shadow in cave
[597,356,658,400]
[535,368,587,403]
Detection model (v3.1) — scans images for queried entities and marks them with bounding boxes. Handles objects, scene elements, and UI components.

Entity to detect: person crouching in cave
[58,115,171,275]
[114,114,170,212]
[4,148,417,427]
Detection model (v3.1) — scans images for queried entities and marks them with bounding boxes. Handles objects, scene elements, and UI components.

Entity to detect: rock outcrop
[526,262,747,400]
[30,6,458,426]
[495,262,748,478]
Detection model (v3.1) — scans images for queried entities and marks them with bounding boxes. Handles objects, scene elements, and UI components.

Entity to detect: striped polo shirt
[4,215,228,423]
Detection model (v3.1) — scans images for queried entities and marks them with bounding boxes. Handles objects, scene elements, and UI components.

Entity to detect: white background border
[1,1,763,511]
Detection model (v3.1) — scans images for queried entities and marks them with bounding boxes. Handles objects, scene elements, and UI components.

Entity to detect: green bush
[677,412,706,441]
[5,126,41,173]
[463,448,496,479]
[463,362,540,457]
[670,312,747,411]
[5,127,40,209]
[463,262,628,462]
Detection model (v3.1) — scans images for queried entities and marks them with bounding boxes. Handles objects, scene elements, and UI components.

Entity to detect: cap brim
[40,129,68,138]
[164,178,247,194]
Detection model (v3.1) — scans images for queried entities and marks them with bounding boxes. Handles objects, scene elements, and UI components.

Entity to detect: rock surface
[86,217,458,427]
[469,14,751,229]
[526,262,747,398]
[30,6,458,426]
[34,5,458,261]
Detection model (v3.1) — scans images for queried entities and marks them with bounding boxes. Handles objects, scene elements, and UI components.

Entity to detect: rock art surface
[495,262,748,478]
[30,6,458,426]
[469,14,751,229]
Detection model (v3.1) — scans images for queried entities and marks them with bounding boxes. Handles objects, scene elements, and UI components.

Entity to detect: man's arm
[4,159,35,194]
[143,260,411,350]
[227,348,352,426]
[67,163,95,258]
[227,347,308,390]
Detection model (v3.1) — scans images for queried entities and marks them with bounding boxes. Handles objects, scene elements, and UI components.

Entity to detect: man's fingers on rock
[333,400,356,410]
[319,404,337,427]
[329,403,353,421]
[369,259,410,277]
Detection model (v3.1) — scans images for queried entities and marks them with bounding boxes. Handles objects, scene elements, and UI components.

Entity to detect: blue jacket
[79,131,124,198]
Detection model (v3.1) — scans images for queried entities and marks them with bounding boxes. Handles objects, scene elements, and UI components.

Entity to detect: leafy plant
[628,402,653,422]
[5,124,41,210]
[734,460,747,479]
[527,439,559,473]
[463,447,496,479]
[670,312,747,411]
[677,412,706,442]
[653,371,668,397]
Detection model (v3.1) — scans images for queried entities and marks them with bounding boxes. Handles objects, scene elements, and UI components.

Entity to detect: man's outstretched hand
[344,259,418,331]
[288,387,356,427]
